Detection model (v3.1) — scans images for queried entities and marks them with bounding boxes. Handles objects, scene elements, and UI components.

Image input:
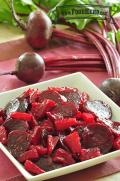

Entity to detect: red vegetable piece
[35,145,47,156]
[24,160,45,175]
[76,111,82,119]
[55,118,78,131]
[10,112,32,122]
[47,135,59,155]
[5,98,28,117]
[7,130,30,158]
[55,87,81,109]
[38,90,63,104]
[84,100,112,119]
[80,147,101,161]
[79,92,89,109]
[29,89,41,103]
[82,112,95,124]
[28,116,38,129]
[3,119,29,132]
[0,126,7,145]
[49,102,77,120]
[0,117,4,125]
[64,131,81,154]
[31,99,56,120]
[53,148,75,165]
[82,123,113,154]
[113,136,120,150]
[40,119,54,132]
[18,148,39,163]
[30,126,41,145]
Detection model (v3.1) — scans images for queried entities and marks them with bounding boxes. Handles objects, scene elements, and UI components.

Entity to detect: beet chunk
[84,100,112,119]
[80,147,101,161]
[0,126,7,145]
[38,90,64,104]
[49,102,77,120]
[35,156,62,171]
[82,123,113,154]
[4,119,29,132]
[5,98,28,117]
[7,130,30,158]
[25,160,45,175]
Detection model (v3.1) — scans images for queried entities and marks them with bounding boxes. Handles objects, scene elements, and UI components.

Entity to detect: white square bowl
[0,72,120,181]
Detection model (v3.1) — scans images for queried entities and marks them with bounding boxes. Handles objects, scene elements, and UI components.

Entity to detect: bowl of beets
[0,73,120,181]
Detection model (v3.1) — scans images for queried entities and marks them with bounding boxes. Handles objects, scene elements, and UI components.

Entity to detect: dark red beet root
[49,102,77,120]
[47,135,59,155]
[38,90,64,105]
[82,123,113,154]
[31,99,56,120]
[35,156,62,172]
[7,130,30,158]
[25,160,45,175]
[64,131,81,154]
[55,118,78,131]
[80,147,101,161]
[16,52,45,83]
[53,148,75,165]
[18,148,39,163]
[113,136,120,150]
[26,10,52,49]
[49,87,80,109]
[5,98,28,117]
[84,100,112,119]
[0,126,7,145]
[3,119,29,132]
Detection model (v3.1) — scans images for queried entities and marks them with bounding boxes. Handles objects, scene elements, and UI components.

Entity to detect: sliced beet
[5,98,28,117]
[38,90,64,104]
[49,102,77,120]
[7,130,30,158]
[82,123,113,154]
[35,156,62,171]
[58,88,80,109]
[3,119,29,132]
[84,100,112,119]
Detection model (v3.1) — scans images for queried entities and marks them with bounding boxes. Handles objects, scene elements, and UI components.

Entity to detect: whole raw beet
[26,10,53,49]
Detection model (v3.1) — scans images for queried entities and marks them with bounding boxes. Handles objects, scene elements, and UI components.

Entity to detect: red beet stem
[53,27,92,45]
[83,31,113,77]
[86,28,120,78]
[46,66,105,72]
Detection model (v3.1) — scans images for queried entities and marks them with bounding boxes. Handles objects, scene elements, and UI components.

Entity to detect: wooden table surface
[0,23,120,181]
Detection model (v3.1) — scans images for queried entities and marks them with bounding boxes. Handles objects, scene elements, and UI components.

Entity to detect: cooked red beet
[18,148,39,163]
[80,147,101,161]
[31,99,56,120]
[49,102,77,120]
[53,148,75,165]
[5,98,28,117]
[64,131,81,154]
[38,90,64,104]
[7,130,30,158]
[3,119,29,132]
[47,135,59,155]
[84,100,112,119]
[24,160,45,175]
[35,156,62,171]
[54,118,78,131]
[113,136,120,150]
[82,123,113,154]
[49,87,80,109]
[79,92,89,109]
[0,126,7,145]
